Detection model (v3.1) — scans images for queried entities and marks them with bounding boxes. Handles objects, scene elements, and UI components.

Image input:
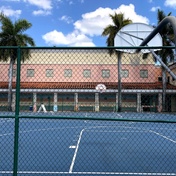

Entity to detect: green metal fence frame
[0,46,176,176]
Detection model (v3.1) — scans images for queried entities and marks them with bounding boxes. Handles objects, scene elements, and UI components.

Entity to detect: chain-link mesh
[0,47,176,176]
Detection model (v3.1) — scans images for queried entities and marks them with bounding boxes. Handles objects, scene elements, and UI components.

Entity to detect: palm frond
[0,13,35,63]
[101,25,114,36]
[101,12,132,56]
[156,9,174,64]
[14,19,32,34]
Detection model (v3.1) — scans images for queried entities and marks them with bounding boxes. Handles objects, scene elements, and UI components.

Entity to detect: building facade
[0,48,176,112]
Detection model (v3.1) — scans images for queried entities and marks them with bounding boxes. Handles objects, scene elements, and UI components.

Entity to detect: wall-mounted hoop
[95,84,106,93]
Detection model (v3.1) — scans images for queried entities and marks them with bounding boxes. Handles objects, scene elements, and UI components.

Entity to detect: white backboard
[115,23,162,53]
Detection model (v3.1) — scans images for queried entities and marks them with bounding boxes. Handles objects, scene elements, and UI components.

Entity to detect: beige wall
[0,49,160,83]
[0,49,155,65]
[25,50,155,65]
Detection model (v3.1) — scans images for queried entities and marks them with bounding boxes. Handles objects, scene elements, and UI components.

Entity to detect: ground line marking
[150,130,176,143]
[69,129,84,173]
[1,171,176,175]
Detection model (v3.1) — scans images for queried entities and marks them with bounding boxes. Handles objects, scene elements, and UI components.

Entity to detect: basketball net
[95,84,106,93]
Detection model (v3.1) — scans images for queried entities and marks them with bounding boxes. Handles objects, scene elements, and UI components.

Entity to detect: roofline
[1,88,176,93]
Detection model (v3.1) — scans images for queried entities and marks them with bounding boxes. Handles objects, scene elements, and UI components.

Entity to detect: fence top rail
[0,46,175,50]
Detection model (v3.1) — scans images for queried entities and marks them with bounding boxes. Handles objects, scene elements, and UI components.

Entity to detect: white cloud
[0,6,21,18]
[33,10,51,16]
[42,30,95,46]
[74,7,113,37]
[164,0,176,9]
[42,4,149,46]
[150,6,160,12]
[74,4,149,37]
[23,0,52,10]
[60,15,73,24]
[42,30,69,45]
[116,4,149,22]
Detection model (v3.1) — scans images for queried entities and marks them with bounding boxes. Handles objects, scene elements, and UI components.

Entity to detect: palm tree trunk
[118,52,122,112]
[162,67,167,112]
[8,58,14,111]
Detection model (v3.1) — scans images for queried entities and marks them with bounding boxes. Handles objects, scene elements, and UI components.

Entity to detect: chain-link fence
[0,46,176,176]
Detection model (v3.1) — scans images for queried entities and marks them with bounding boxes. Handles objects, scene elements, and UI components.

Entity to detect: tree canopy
[0,13,35,63]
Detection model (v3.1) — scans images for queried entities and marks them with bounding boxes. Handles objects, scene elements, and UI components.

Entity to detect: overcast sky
[0,0,176,46]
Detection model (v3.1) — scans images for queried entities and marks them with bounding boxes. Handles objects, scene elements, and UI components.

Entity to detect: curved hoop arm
[136,16,176,52]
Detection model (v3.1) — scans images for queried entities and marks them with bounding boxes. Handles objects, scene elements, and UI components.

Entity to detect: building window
[64,69,72,77]
[121,69,129,78]
[27,69,35,77]
[140,70,148,78]
[83,69,91,78]
[102,69,110,78]
[46,69,54,77]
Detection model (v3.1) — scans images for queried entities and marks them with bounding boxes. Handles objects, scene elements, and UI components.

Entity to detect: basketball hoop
[95,84,106,93]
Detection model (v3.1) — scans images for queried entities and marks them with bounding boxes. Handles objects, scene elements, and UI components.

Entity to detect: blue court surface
[1,112,176,176]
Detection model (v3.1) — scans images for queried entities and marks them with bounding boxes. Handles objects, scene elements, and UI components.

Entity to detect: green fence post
[117,52,122,112]
[13,46,21,176]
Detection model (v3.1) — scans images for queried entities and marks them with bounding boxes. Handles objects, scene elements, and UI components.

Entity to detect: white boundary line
[0,125,85,137]
[69,129,85,173]
[1,122,176,175]
[1,171,176,175]
[68,125,146,173]
[150,130,176,143]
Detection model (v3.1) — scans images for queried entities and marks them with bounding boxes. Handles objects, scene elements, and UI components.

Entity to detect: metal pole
[117,52,122,112]
[13,47,21,176]
[136,16,176,53]
[150,49,176,80]
[124,21,176,80]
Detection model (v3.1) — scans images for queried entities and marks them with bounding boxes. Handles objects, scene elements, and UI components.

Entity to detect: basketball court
[1,112,176,175]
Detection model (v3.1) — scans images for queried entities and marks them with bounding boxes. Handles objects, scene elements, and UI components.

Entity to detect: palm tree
[102,13,132,53]
[156,9,174,112]
[102,13,132,111]
[0,13,35,111]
